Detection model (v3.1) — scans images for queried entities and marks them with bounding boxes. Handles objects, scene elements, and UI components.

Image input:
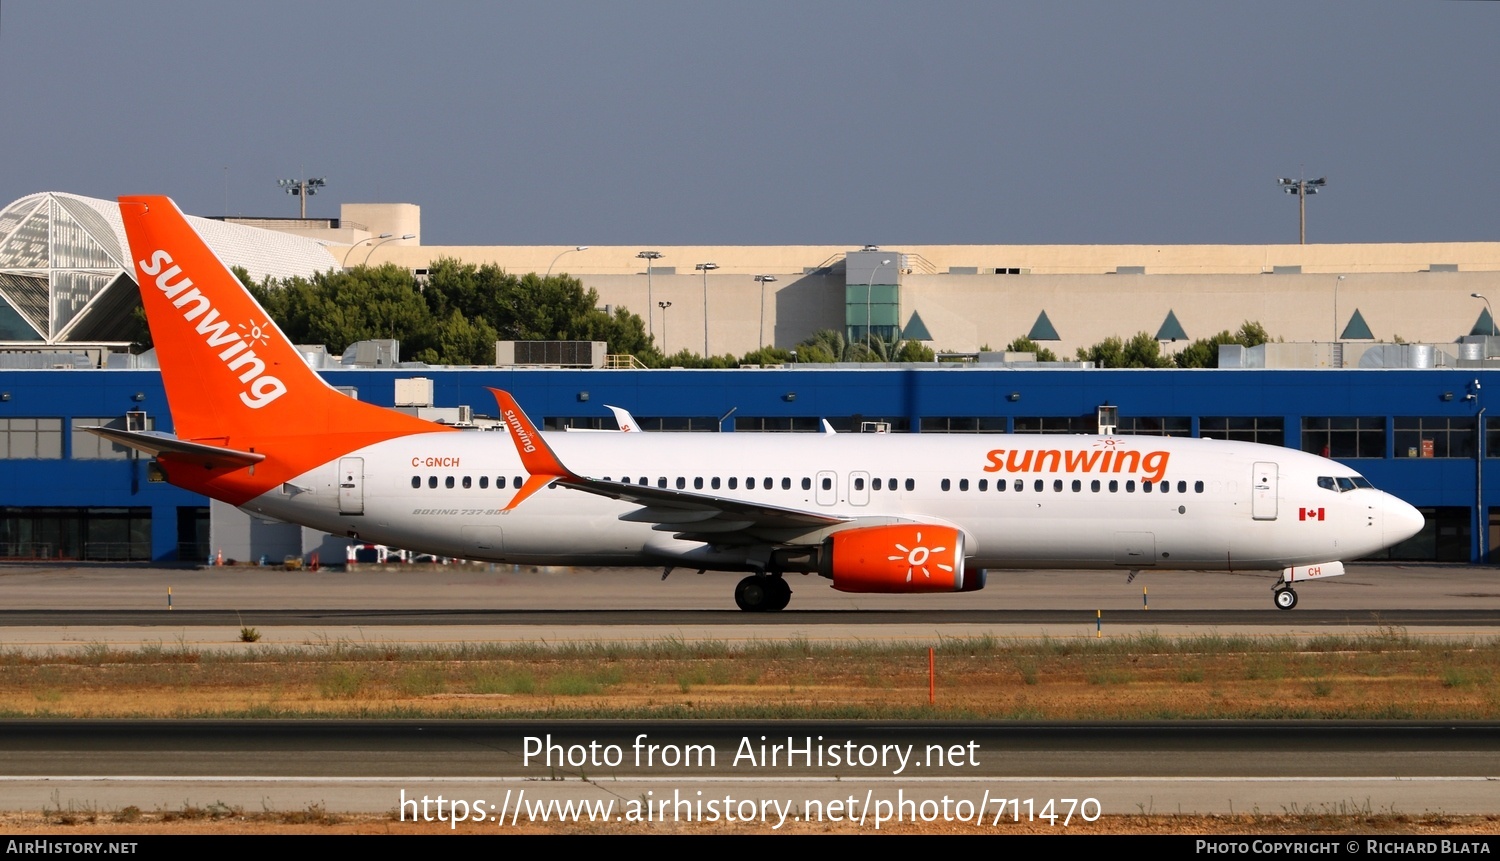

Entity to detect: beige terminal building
[3,192,1499,364]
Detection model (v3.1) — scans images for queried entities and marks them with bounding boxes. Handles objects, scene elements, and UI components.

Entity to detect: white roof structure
[0,192,338,344]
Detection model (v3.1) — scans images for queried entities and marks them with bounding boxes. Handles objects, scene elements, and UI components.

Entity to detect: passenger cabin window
[411,477,420,489]
[480,476,489,489]
[801,477,812,491]
[905,479,915,491]
[821,477,833,491]
[445,477,455,489]
[462,476,472,489]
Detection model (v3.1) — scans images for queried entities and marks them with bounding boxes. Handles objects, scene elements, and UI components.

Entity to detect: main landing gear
[735,574,792,612]
[1273,584,1298,610]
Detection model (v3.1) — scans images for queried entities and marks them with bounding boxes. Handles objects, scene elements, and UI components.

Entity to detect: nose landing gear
[1273,585,1298,610]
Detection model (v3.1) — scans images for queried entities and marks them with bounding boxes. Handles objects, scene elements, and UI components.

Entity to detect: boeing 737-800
[97,196,1424,611]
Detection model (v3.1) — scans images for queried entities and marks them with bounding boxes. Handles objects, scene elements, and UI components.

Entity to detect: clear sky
[1,1,1494,246]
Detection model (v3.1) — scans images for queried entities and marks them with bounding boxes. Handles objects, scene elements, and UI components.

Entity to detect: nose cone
[1384,493,1425,546]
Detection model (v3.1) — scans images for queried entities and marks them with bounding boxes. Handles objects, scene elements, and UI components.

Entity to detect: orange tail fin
[118,196,445,502]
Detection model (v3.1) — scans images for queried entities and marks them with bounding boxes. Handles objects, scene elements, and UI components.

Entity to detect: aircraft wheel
[1273,587,1298,610]
[735,575,772,612]
[766,577,792,612]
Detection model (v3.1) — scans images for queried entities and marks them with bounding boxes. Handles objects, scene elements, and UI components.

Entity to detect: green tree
[1004,336,1059,363]
[1077,332,1173,368]
[1173,321,1272,369]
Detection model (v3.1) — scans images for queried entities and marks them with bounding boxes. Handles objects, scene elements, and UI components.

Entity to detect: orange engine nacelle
[819,524,982,593]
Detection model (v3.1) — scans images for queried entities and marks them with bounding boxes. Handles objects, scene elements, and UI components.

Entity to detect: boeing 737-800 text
[98,196,1424,611]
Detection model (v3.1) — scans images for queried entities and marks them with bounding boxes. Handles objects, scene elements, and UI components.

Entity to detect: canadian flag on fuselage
[118,196,446,503]
[1299,507,1326,521]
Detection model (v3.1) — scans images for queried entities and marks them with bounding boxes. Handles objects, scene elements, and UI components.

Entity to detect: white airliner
[98,196,1424,611]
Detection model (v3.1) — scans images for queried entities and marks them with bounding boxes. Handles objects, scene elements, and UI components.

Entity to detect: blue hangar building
[0,364,1493,564]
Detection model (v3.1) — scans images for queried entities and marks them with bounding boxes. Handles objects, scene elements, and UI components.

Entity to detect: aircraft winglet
[490,388,575,511]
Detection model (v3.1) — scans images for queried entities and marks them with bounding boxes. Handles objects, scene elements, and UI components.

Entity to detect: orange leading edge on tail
[109,195,1426,612]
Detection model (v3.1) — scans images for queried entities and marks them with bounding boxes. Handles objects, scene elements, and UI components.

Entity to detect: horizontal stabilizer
[83,427,265,470]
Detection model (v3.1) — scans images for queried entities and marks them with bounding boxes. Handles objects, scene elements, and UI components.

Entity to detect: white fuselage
[236,429,1422,572]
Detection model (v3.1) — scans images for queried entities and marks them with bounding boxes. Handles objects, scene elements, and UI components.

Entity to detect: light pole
[755,275,777,349]
[342,233,391,268]
[657,301,673,354]
[278,177,326,219]
[1474,293,1496,336]
[637,251,662,338]
[362,233,416,266]
[696,262,719,355]
[867,258,891,354]
[1277,176,1327,245]
[545,246,589,280]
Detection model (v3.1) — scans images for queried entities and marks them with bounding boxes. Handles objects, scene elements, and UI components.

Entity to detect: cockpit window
[1319,475,1373,492]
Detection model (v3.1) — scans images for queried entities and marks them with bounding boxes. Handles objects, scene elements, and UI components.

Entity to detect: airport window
[69,416,148,460]
[1199,416,1285,447]
[1,418,63,460]
[1117,416,1190,437]
[0,506,152,561]
[1014,416,1096,434]
[1395,416,1475,458]
[428,476,438,489]
[462,476,472,489]
[919,417,1008,433]
[411,476,420,489]
[636,416,720,432]
[1486,418,1500,457]
[1302,417,1386,459]
[734,417,823,433]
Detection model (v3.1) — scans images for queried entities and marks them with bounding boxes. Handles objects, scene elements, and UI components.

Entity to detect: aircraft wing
[489,388,849,542]
[556,475,849,537]
[82,427,266,470]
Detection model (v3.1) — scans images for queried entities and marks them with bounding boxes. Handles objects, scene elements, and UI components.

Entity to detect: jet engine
[818,524,983,593]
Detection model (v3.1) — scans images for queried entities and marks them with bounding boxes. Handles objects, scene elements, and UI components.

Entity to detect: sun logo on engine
[888,532,952,583]
[238,319,272,347]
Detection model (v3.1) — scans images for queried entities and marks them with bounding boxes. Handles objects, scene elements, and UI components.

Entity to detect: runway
[0,562,1497,650]
[5,720,1500,819]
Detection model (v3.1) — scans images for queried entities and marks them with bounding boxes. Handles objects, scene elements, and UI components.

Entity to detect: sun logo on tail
[888,532,953,583]
[238,319,272,347]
